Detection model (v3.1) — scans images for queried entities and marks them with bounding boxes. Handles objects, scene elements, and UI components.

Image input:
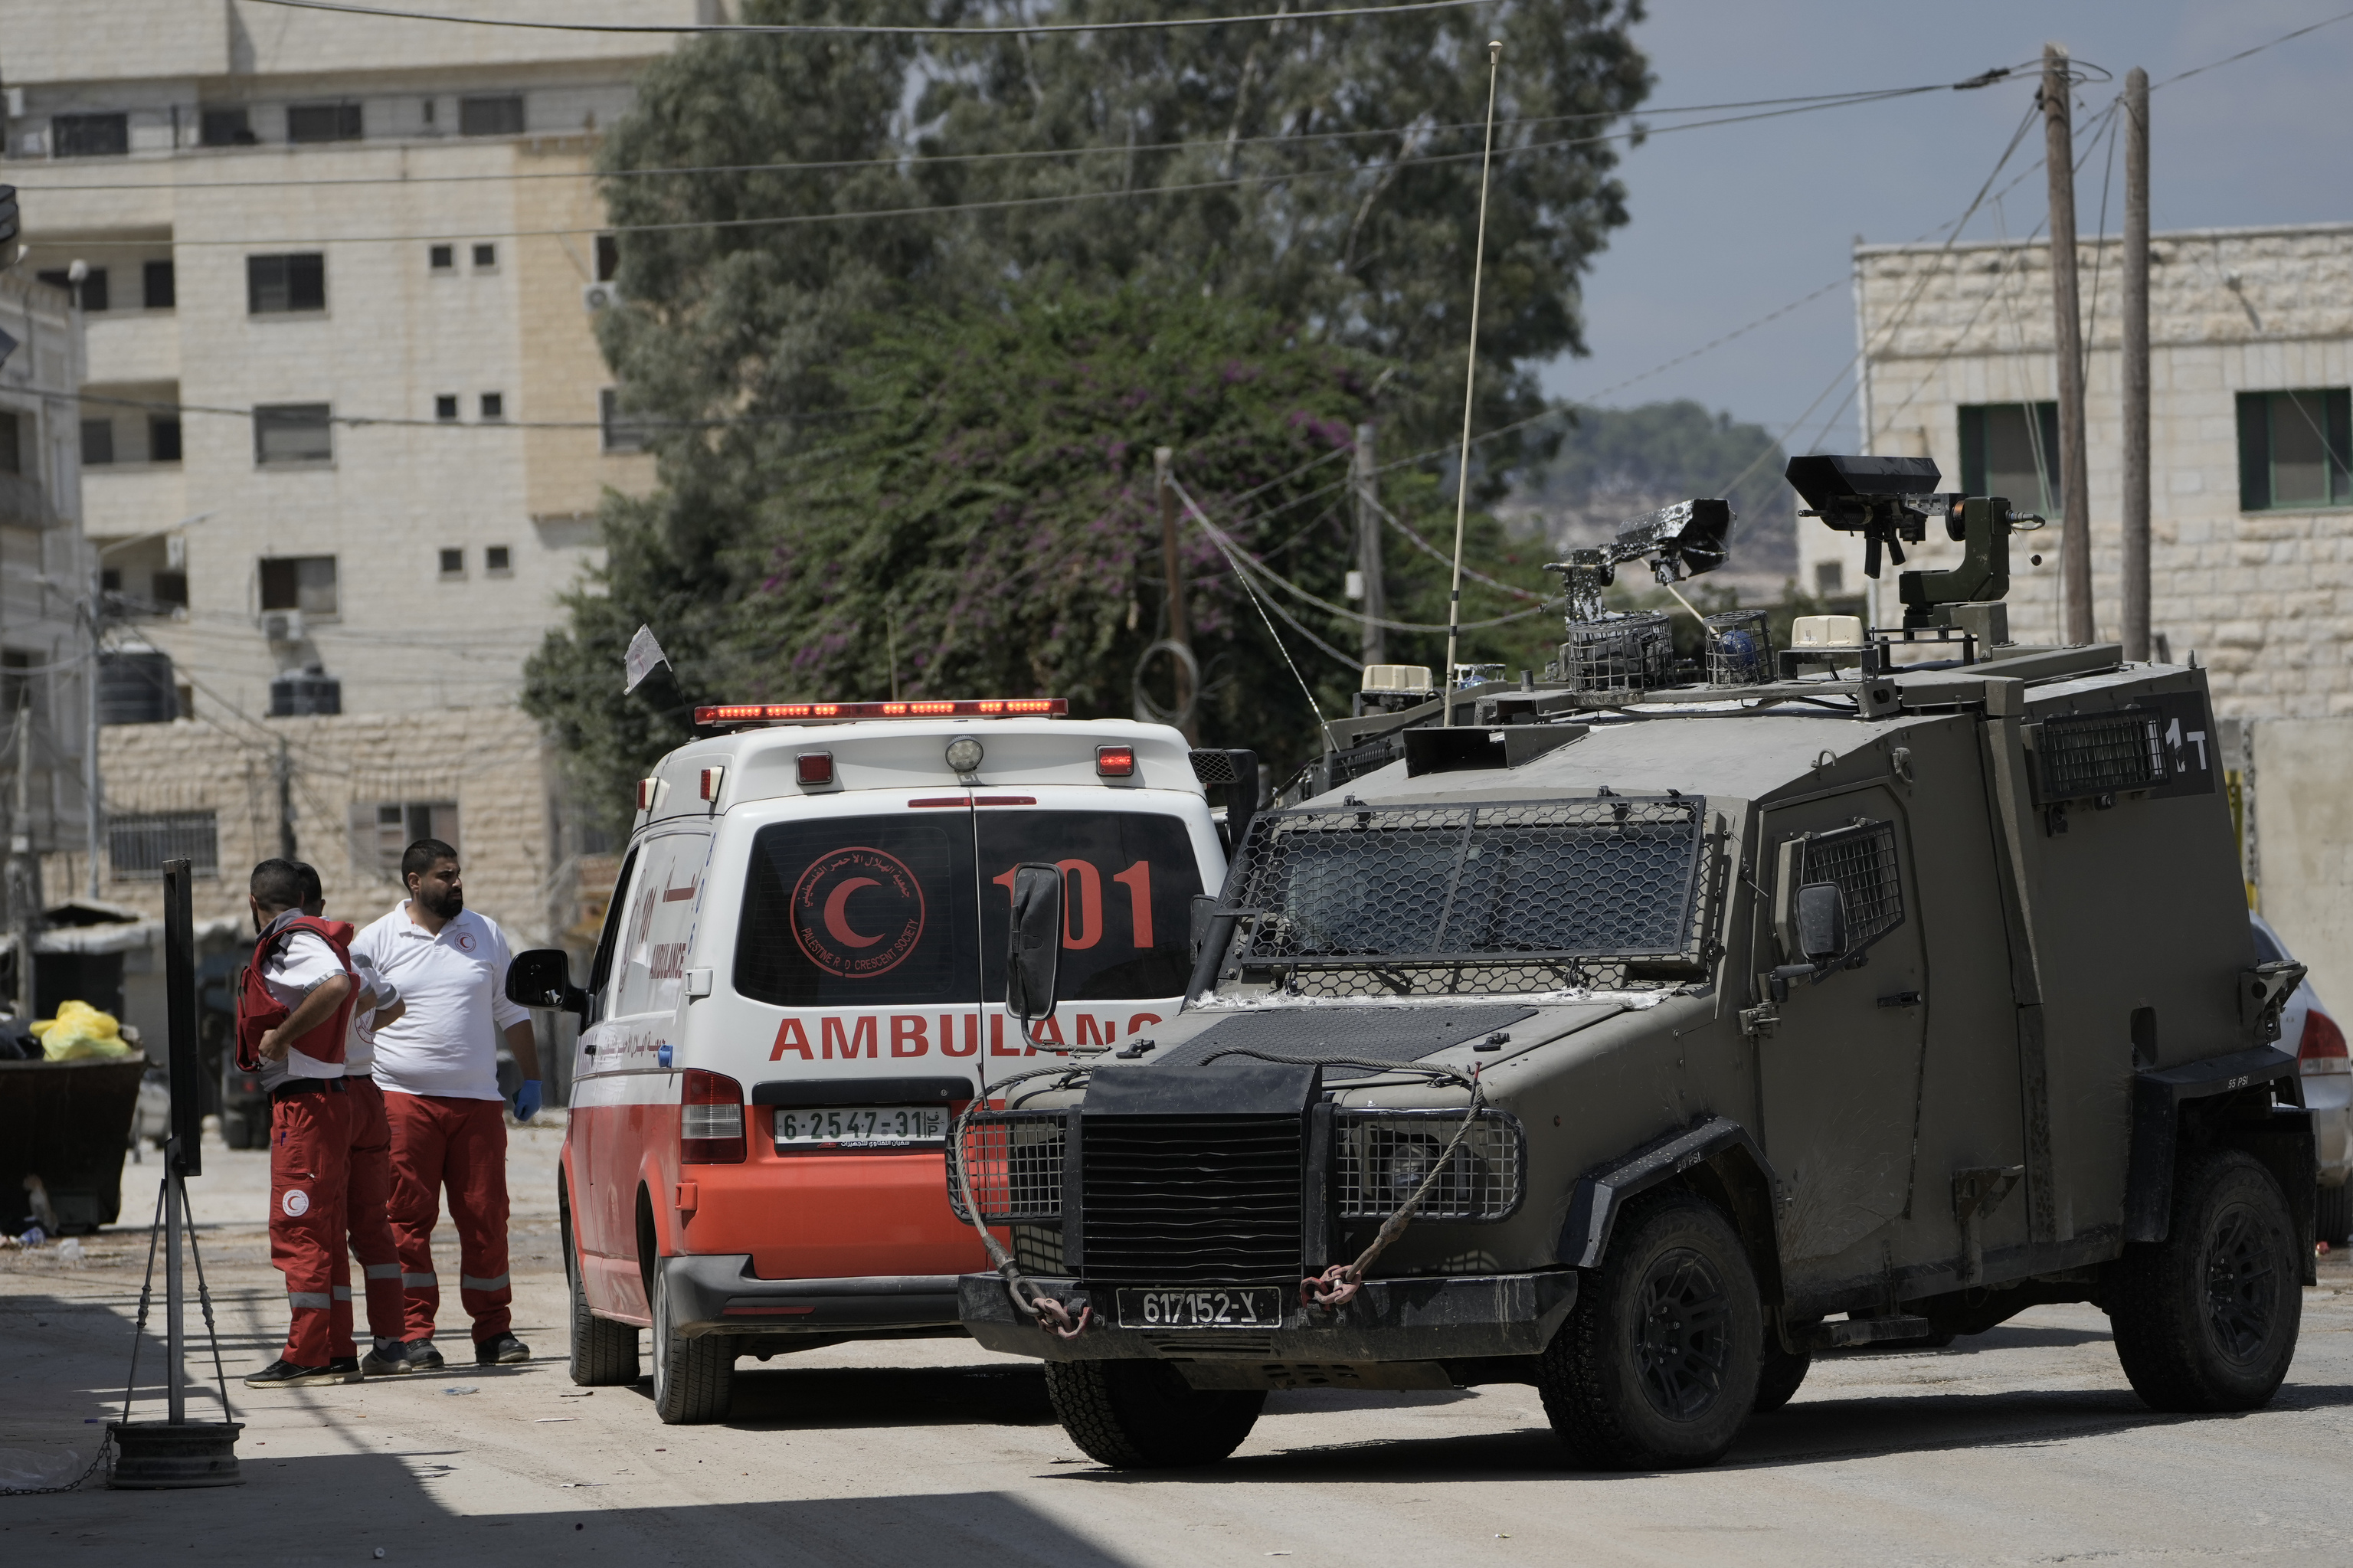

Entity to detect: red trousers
[342,1077,404,1343]
[269,1088,354,1367]
[385,1092,512,1343]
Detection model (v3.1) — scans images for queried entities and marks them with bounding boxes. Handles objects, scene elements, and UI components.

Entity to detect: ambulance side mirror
[1005,863,1062,1033]
[509,948,589,1025]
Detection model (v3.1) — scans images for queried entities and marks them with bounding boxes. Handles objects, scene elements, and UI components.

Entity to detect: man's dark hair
[401,838,458,883]
[293,861,323,910]
[250,858,306,912]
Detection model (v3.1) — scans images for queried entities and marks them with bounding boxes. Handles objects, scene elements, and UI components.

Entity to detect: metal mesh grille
[1334,1110,1523,1221]
[949,1110,1065,1225]
[1800,820,1903,948]
[1218,797,1707,999]
[1703,610,1772,686]
[1190,748,1245,786]
[1561,611,1671,693]
[1082,1115,1303,1284]
[2039,709,2164,799]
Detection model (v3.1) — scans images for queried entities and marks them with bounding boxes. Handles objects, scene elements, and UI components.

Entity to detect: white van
[507,699,1248,1422]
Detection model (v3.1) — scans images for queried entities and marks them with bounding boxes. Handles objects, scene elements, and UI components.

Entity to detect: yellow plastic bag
[31,1000,135,1061]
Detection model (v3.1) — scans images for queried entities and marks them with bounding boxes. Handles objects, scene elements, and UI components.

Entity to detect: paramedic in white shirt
[349,837,542,1373]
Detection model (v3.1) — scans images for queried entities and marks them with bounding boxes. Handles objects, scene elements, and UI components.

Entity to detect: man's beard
[419,883,464,919]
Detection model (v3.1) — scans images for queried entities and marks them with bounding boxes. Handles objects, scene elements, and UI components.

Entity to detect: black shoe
[372,1339,444,1375]
[245,1357,362,1388]
[359,1344,401,1377]
[476,1332,531,1367]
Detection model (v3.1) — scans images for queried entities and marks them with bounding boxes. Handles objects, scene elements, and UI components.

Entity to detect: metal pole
[274,738,296,861]
[1353,424,1386,667]
[165,1148,185,1424]
[1441,41,1504,725]
[2120,67,2152,663]
[9,695,32,1013]
[1154,447,1196,744]
[83,586,101,899]
[2043,43,2093,646]
[162,856,195,1424]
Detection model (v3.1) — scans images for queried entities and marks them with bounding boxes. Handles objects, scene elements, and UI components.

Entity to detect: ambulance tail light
[2299,1007,2349,1077]
[680,1069,746,1163]
[1095,744,1135,777]
[694,698,1068,727]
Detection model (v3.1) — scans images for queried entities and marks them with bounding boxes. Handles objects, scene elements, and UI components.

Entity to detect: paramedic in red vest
[239,857,363,1388]
[293,862,410,1376]
[350,837,540,1372]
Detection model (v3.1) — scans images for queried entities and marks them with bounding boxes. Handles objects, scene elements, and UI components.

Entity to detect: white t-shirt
[350,904,529,1102]
[256,915,350,1085]
[345,951,396,1074]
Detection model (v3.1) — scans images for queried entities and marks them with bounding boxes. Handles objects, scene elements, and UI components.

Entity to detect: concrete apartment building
[1820,220,2353,1003]
[0,0,686,962]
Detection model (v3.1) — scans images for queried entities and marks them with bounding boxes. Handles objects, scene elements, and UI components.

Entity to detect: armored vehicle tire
[1044,1359,1265,1468]
[1753,1339,1811,1414]
[2109,1150,2300,1414]
[651,1261,735,1424]
[1540,1189,1763,1469]
[2316,1180,2351,1249]
[566,1232,641,1387]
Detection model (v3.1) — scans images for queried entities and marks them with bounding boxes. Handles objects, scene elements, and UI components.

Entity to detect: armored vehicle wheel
[651,1261,735,1424]
[2110,1150,2300,1413]
[566,1231,640,1387]
[1753,1337,1811,1414]
[1540,1189,1762,1468]
[1044,1359,1265,1468]
[2316,1180,2351,1249]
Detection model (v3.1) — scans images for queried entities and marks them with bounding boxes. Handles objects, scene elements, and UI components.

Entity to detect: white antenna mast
[1441,39,1503,726]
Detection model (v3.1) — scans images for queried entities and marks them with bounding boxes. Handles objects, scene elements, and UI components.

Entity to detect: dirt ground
[5,1118,2352,1567]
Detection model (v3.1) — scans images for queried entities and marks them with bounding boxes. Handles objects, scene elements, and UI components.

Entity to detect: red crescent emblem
[791,848,925,979]
[822,878,884,947]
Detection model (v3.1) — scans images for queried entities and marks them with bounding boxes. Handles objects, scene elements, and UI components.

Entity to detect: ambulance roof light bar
[694,698,1069,728]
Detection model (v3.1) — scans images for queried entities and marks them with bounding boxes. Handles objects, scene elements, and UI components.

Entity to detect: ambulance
[505,699,1249,1422]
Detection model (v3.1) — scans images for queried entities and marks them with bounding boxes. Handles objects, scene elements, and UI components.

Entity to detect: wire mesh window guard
[109,810,220,881]
[1797,819,1903,951]
[2037,709,2165,801]
[1215,796,1709,998]
[1334,1109,1523,1222]
[950,1110,1065,1225]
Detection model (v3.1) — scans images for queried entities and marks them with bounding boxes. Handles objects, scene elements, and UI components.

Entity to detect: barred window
[1794,819,1903,952]
[110,810,219,881]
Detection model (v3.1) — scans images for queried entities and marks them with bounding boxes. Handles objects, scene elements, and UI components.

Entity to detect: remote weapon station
[951,454,2310,1471]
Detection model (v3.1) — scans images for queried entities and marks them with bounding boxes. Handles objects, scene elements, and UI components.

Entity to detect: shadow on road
[632,1360,1061,1429]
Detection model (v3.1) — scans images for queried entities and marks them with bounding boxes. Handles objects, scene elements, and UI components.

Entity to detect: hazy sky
[1535,0,2353,446]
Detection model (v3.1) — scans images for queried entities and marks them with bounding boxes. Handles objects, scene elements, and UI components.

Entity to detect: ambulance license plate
[772,1105,948,1147]
[1116,1288,1284,1330]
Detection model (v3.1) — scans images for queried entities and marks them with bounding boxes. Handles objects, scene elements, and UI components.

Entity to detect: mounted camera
[1543,497,1733,624]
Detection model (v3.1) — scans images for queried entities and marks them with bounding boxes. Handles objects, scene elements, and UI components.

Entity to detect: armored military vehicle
[951,454,2313,1471]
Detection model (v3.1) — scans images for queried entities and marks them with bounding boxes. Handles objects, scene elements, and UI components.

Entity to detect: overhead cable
[244,0,1489,36]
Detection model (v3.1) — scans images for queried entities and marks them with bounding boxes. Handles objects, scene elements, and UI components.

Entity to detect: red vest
[234,916,359,1074]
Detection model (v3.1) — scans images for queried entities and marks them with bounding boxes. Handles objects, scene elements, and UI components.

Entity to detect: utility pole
[2043,43,2093,646]
[2120,67,2152,663]
[274,737,296,861]
[1353,424,1386,667]
[1154,447,1196,743]
[10,696,38,1014]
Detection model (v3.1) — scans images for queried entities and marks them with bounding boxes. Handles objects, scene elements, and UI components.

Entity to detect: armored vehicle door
[1755,787,1928,1285]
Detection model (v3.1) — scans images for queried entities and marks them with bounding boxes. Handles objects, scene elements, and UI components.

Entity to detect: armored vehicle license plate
[772,1106,947,1147]
[1116,1288,1284,1330]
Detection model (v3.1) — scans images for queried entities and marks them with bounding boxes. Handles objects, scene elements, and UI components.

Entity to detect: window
[254,404,332,465]
[100,568,123,593]
[458,95,525,137]
[2237,390,2353,511]
[479,392,504,421]
[142,260,175,310]
[286,102,362,144]
[438,548,464,577]
[1958,402,2060,514]
[149,417,182,463]
[200,107,255,147]
[354,800,460,872]
[51,113,129,159]
[38,267,109,310]
[485,545,512,574]
[429,244,454,271]
[152,571,188,608]
[260,555,339,615]
[109,810,220,881]
[0,411,18,474]
[600,388,652,453]
[421,98,437,128]
[472,244,496,270]
[1814,561,1844,594]
[594,234,620,283]
[81,420,116,466]
[434,394,459,421]
[1,650,32,719]
[247,254,326,314]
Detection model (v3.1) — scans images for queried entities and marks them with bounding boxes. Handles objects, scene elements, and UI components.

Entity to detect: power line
[246,0,1491,37]
[2152,3,2353,87]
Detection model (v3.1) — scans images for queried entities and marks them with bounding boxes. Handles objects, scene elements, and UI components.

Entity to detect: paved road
[5,1122,2351,1566]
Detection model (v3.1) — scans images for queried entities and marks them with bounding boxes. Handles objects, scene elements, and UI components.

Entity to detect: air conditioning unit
[582,281,622,312]
[260,609,305,644]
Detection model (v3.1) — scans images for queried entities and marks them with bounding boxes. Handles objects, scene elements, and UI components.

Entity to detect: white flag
[623,624,669,694]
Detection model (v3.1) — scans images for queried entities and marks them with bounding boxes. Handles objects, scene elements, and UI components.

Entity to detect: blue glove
[511,1079,542,1123]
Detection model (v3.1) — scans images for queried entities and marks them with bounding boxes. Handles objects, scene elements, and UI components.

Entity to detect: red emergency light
[1095,745,1135,777]
[695,698,1069,728]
